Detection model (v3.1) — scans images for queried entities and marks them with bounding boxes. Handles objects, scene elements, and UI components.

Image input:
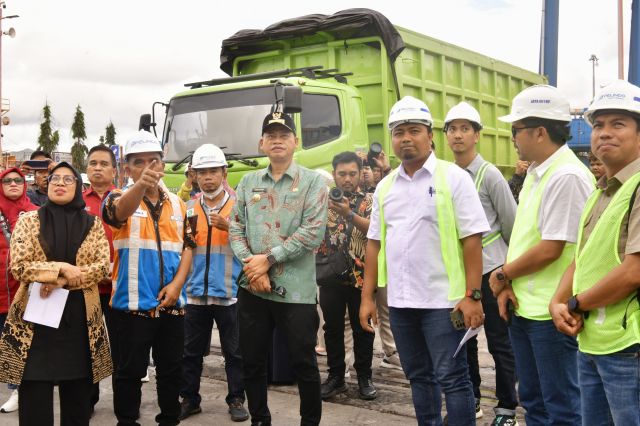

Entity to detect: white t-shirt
[368,153,489,309]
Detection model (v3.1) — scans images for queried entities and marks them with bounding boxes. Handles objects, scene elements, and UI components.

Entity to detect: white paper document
[23,282,69,329]
[452,326,483,358]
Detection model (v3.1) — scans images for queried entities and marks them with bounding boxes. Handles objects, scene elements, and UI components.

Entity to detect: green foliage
[37,103,57,153]
[99,135,105,144]
[71,141,89,172]
[70,105,88,171]
[71,105,87,142]
[105,121,116,147]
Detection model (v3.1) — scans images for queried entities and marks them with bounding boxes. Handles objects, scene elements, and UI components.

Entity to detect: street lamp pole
[589,54,599,99]
[0,2,18,163]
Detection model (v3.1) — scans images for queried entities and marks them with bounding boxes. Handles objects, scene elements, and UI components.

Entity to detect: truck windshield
[163,87,275,162]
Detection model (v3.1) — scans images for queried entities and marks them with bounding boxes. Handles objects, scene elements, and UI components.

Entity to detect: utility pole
[589,54,599,98]
[619,0,625,79]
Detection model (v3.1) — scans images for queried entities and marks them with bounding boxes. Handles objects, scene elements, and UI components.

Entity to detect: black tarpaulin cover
[219,8,405,76]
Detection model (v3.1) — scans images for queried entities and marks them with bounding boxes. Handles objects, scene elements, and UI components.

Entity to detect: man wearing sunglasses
[549,80,640,425]
[489,85,594,425]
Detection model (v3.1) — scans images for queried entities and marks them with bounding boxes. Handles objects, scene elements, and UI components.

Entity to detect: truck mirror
[282,86,302,113]
[139,114,152,132]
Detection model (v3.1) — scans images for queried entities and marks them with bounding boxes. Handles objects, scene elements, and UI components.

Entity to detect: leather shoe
[321,374,348,400]
[179,399,202,420]
[228,398,249,422]
[357,376,377,400]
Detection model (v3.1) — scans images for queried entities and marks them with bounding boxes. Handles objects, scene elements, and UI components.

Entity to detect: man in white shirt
[489,85,594,425]
[360,96,489,425]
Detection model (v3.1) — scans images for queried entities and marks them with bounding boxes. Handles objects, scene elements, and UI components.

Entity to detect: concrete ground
[0,328,524,425]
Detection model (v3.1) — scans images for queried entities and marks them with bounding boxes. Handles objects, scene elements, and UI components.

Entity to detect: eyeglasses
[48,174,77,186]
[1,177,24,185]
[511,126,539,138]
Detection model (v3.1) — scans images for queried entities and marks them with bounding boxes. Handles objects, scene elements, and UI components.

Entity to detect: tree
[105,121,116,147]
[99,135,105,144]
[51,130,60,150]
[70,105,88,171]
[37,103,57,153]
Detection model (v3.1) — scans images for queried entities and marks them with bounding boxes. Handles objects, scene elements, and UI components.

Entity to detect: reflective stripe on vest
[474,161,502,248]
[376,159,466,300]
[573,172,640,354]
[507,148,594,320]
[185,196,239,298]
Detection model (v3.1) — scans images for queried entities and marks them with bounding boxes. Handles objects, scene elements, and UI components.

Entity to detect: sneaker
[475,399,484,419]
[228,399,249,422]
[492,414,519,425]
[141,368,150,383]
[344,370,351,379]
[320,375,347,400]
[315,346,327,356]
[178,399,202,421]
[357,376,377,400]
[0,389,18,413]
[380,353,403,371]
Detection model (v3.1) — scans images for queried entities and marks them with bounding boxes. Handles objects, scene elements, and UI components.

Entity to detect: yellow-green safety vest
[507,148,594,320]
[376,159,466,301]
[573,172,640,354]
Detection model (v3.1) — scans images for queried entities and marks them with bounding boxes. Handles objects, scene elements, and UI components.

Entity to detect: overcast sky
[0,0,632,153]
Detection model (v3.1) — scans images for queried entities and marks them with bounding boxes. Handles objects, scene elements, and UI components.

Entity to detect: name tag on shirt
[133,209,148,218]
[170,215,184,222]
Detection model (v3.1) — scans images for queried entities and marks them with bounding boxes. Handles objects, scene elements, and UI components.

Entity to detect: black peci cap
[262,112,296,134]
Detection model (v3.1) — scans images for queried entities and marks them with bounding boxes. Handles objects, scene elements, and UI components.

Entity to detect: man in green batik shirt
[230,111,328,426]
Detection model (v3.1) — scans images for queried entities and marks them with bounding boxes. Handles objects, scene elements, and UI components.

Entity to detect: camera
[367,142,383,166]
[329,187,344,202]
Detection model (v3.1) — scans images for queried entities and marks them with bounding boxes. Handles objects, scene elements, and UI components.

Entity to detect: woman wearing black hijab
[0,162,112,425]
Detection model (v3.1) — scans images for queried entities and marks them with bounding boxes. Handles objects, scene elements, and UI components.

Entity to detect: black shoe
[321,375,348,400]
[178,399,202,420]
[357,376,377,400]
[228,399,249,422]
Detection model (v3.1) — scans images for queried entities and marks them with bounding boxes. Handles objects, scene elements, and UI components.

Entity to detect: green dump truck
[153,8,545,191]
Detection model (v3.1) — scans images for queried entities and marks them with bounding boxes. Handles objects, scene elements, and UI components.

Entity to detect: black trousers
[319,284,374,378]
[112,310,184,426]
[238,288,321,426]
[466,269,518,410]
[91,293,118,408]
[19,377,93,426]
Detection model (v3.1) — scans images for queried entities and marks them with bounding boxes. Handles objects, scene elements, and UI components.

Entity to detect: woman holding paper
[0,162,112,425]
[0,167,37,414]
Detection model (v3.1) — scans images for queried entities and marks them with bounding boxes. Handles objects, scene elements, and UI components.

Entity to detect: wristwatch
[567,295,585,314]
[266,254,277,267]
[465,288,482,301]
[346,211,355,222]
[496,267,509,282]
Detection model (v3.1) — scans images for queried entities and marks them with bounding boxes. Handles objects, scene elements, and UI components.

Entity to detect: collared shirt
[581,157,640,257]
[368,153,489,309]
[524,145,594,243]
[465,154,517,274]
[230,161,328,304]
[317,190,373,288]
[83,185,116,295]
[26,187,48,207]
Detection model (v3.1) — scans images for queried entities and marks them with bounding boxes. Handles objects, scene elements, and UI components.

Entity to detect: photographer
[317,152,376,401]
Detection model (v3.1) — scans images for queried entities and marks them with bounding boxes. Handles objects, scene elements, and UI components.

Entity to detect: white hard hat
[388,96,433,130]
[584,79,640,126]
[499,84,571,123]
[191,144,227,169]
[124,130,162,158]
[444,101,483,130]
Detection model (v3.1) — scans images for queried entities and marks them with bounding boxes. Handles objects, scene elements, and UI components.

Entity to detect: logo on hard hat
[598,93,626,101]
[530,99,551,104]
[129,139,154,147]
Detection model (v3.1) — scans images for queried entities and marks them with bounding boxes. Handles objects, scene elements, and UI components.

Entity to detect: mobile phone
[450,310,465,330]
[23,160,50,170]
[506,299,515,326]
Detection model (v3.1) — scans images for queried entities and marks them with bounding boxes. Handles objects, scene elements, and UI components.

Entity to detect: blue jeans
[509,315,581,425]
[579,344,640,426]
[389,307,475,426]
[180,303,245,406]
